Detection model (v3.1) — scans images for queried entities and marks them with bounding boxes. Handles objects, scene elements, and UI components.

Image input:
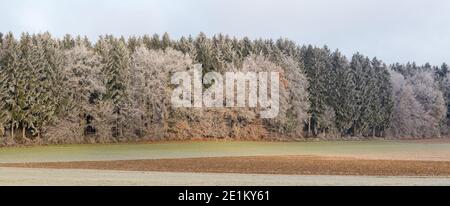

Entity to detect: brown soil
[2,155,450,176]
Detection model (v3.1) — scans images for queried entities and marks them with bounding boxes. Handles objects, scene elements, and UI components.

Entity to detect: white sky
[1,0,449,65]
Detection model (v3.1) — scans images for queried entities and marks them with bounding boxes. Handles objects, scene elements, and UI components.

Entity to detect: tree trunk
[11,125,14,139]
[317,122,320,137]
[120,125,124,138]
[308,117,311,137]
[22,127,26,140]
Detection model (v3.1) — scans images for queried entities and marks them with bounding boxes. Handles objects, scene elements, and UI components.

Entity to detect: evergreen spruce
[103,38,130,138]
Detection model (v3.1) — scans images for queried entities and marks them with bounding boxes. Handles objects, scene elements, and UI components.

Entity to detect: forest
[0,32,449,145]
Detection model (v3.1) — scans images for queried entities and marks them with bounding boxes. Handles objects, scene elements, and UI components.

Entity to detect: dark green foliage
[302,46,330,136]
[329,50,354,134]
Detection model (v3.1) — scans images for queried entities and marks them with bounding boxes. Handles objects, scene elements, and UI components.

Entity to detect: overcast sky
[1,0,449,65]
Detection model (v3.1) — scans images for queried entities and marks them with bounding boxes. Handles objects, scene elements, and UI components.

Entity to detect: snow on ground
[0,167,449,186]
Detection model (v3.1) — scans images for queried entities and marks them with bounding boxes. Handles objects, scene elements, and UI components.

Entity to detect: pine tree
[1,33,65,141]
[330,50,354,135]
[239,37,253,58]
[127,36,142,53]
[94,35,113,60]
[14,33,36,141]
[194,32,215,73]
[0,32,19,139]
[175,36,196,56]
[103,38,130,138]
[161,32,171,50]
[61,34,76,50]
[302,46,330,136]
[74,35,92,48]
[349,53,373,136]
[31,33,66,138]
[372,58,393,136]
[276,38,301,60]
[150,34,161,50]
[211,34,239,71]
[1,32,448,142]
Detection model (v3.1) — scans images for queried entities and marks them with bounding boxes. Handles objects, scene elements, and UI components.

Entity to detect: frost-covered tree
[211,34,240,72]
[370,58,394,136]
[194,32,216,73]
[348,55,393,137]
[60,34,76,50]
[32,33,66,137]
[103,38,130,138]
[390,71,423,137]
[1,32,449,144]
[409,71,446,137]
[302,45,330,136]
[46,45,107,143]
[279,56,310,136]
[0,33,65,142]
[74,35,92,49]
[142,34,162,50]
[0,32,19,140]
[275,38,301,60]
[14,33,37,141]
[175,35,196,56]
[434,63,449,82]
[129,47,193,138]
[161,32,171,50]
[390,70,446,138]
[238,37,253,58]
[127,36,142,53]
[329,50,353,136]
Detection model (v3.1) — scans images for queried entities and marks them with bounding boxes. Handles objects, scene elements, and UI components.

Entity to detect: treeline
[0,32,448,145]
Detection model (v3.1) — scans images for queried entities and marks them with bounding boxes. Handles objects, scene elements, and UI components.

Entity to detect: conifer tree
[31,33,66,138]
[194,32,215,73]
[74,35,92,48]
[103,38,130,138]
[371,58,393,136]
[349,53,373,135]
[302,46,329,136]
[150,34,161,50]
[330,50,354,135]
[15,33,36,141]
[1,32,448,143]
[161,32,171,50]
[0,33,19,139]
[127,36,142,53]
[175,36,196,56]
[61,34,76,50]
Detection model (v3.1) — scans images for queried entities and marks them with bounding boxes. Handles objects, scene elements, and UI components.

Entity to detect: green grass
[1,140,449,163]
